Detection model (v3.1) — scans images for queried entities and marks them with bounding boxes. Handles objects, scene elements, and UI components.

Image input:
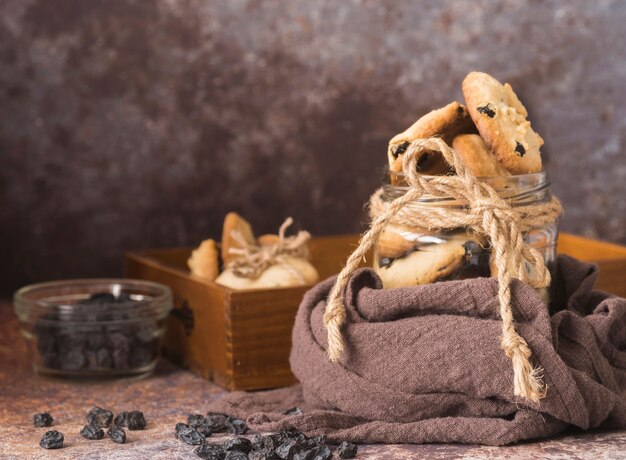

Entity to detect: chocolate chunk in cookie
[452,133,510,177]
[462,72,543,174]
[387,101,475,183]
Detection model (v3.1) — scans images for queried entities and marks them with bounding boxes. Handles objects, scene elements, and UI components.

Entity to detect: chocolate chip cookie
[188,239,219,281]
[452,133,510,177]
[462,72,543,174]
[387,101,474,182]
[221,212,256,265]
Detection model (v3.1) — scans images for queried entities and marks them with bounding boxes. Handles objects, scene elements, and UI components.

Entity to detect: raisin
[33,412,53,427]
[175,422,189,434]
[87,407,113,427]
[296,445,333,460]
[108,425,127,444]
[337,441,358,459]
[223,437,253,454]
[178,426,205,445]
[40,430,64,449]
[225,417,248,435]
[126,411,147,430]
[114,412,127,427]
[515,141,526,157]
[188,414,207,427]
[80,424,105,440]
[195,443,227,460]
[225,452,248,460]
[276,440,298,459]
[477,104,496,118]
[283,407,303,416]
[392,141,410,158]
[249,452,273,460]
[206,413,228,432]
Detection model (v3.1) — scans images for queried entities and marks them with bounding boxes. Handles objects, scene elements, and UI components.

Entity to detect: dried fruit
[206,413,228,432]
[188,414,207,427]
[126,411,147,430]
[225,452,248,460]
[33,412,53,427]
[337,441,358,459]
[194,442,227,459]
[108,425,127,444]
[34,292,158,374]
[225,417,248,435]
[87,406,113,427]
[176,422,190,434]
[223,437,253,454]
[178,426,205,445]
[39,430,64,449]
[477,104,496,118]
[295,445,333,460]
[515,141,526,157]
[392,141,410,159]
[80,424,105,440]
[276,440,298,459]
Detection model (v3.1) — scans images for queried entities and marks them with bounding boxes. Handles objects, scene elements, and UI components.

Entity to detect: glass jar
[373,171,558,290]
[14,279,173,379]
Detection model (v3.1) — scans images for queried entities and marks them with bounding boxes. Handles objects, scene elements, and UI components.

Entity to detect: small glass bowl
[14,279,173,380]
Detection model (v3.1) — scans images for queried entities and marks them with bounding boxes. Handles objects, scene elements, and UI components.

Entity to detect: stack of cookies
[188,213,319,290]
[376,71,544,288]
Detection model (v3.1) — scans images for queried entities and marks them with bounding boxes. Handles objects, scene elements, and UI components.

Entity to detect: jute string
[226,217,311,280]
[323,137,562,402]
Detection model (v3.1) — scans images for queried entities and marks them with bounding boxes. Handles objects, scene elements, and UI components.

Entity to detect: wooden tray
[125,233,626,391]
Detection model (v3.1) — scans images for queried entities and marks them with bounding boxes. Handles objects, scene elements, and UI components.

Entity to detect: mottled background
[1,0,625,296]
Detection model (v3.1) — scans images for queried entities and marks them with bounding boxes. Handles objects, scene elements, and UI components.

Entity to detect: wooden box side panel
[226,287,309,390]
[125,254,233,387]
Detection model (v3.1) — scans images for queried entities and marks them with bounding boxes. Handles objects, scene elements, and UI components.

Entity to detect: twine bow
[323,137,562,402]
[226,217,312,279]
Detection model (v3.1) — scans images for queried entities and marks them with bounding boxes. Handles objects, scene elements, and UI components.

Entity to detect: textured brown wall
[1,0,625,295]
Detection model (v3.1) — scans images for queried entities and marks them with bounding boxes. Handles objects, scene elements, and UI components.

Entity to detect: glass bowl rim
[14,278,173,321]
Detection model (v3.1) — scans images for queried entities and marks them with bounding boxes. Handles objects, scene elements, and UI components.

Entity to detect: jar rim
[14,278,173,322]
[384,169,551,204]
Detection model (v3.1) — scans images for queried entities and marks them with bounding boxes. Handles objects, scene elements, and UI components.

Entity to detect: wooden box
[125,233,626,391]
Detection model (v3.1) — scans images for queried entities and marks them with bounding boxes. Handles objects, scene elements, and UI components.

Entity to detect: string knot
[323,137,562,403]
[226,217,311,279]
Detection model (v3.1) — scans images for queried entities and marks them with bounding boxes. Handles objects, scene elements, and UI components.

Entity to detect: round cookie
[221,212,256,265]
[374,231,486,288]
[188,239,219,281]
[462,72,543,174]
[215,256,319,290]
[387,101,475,182]
[452,133,511,177]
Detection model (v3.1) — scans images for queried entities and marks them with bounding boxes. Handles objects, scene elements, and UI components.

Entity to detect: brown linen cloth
[209,255,626,445]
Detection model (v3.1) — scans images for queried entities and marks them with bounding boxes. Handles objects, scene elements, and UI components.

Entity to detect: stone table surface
[1,301,624,460]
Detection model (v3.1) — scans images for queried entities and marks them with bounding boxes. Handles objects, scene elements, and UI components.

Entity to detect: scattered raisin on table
[33,412,53,427]
[225,417,248,435]
[108,426,127,444]
[223,437,253,454]
[40,430,64,449]
[177,426,205,445]
[337,441,358,459]
[87,406,113,427]
[194,443,226,459]
[80,424,105,440]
